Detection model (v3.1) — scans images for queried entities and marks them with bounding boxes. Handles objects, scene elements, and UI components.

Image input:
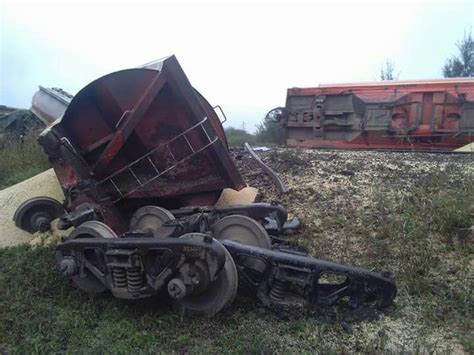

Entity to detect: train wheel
[14,196,65,233]
[129,205,175,235]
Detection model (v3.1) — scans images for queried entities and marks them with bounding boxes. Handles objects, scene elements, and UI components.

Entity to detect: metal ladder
[98,117,218,203]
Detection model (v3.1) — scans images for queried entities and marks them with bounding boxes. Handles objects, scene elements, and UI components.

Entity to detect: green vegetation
[380,59,398,80]
[0,246,373,354]
[0,131,50,189]
[274,150,474,352]
[255,114,285,145]
[224,127,256,146]
[1,153,472,353]
[224,118,284,147]
[365,172,473,331]
[443,29,473,77]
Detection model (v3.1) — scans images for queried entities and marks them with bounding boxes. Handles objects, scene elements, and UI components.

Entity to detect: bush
[224,127,256,147]
[255,116,285,145]
[0,131,50,189]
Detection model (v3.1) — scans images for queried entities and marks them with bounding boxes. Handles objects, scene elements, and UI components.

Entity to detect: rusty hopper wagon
[14,56,396,316]
[270,79,474,151]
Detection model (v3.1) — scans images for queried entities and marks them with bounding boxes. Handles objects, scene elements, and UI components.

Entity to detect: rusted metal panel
[276,78,474,151]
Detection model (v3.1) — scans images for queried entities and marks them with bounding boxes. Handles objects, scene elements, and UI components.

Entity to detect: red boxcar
[274,78,474,151]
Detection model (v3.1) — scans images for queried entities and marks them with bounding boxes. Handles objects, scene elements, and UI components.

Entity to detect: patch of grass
[357,171,474,340]
[0,131,50,189]
[1,150,473,353]
[0,245,417,354]
[269,149,310,173]
[287,159,473,352]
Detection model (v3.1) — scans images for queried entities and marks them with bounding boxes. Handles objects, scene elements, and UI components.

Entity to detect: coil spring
[112,268,127,288]
[269,279,286,301]
[127,267,144,292]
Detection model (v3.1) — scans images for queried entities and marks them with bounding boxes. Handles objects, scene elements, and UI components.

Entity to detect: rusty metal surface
[39,55,245,233]
[276,78,474,151]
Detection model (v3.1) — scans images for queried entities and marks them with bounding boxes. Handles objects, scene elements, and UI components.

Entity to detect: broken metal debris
[244,142,289,194]
[15,55,397,316]
[0,109,45,146]
[0,105,23,117]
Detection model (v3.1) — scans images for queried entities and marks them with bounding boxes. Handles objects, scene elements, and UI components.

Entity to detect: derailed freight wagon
[271,79,474,151]
[14,56,396,316]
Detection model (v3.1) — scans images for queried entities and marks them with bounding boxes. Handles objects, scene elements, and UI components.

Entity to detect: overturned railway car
[273,79,474,151]
[14,56,397,316]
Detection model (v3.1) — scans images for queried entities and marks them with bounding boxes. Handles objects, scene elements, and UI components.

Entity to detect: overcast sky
[1,0,473,131]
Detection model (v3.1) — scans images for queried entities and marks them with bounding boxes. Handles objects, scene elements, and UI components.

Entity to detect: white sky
[1,0,473,131]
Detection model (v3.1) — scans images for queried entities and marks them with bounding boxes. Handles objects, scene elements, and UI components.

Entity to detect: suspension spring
[112,267,127,288]
[269,279,286,301]
[127,267,144,292]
